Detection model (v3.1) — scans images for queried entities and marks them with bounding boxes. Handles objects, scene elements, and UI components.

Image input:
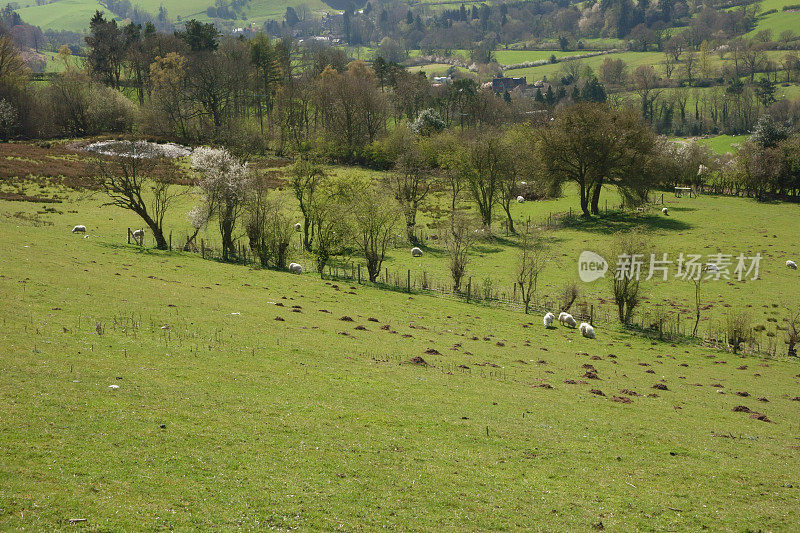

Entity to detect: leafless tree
[96,146,183,250]
[516,230,549,314]
[442,212,478,292]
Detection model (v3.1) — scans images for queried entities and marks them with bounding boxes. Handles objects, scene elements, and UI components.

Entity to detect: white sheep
[294,222,302,231]
[543,312,554,328]
[662,207,668,215]
[72,225,86,233]
[704,263,719,273]
[558,311,568,324]
[288,262,303,274]
[579,322,595,339]
[559,312,577,328]
[411,247,423,257]
[516,195,525,203]
[787,260,797,270]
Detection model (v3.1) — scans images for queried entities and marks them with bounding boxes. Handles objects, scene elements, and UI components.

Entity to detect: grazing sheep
[787,260,798,270]
[294,222,302,231]
[288,262,303,274]
[516,195,525,203]
[558,311,568,324]
[662,207,668,215]
[579,322,595,339]
[543,312,555,328]
[704,263,719,273]
[72,225,86,233]
[132,229,144,238]
[411,247,423,257]
[563,314,578,328]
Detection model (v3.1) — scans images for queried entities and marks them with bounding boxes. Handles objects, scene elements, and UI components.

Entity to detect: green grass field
[693,134,748,154]
[15,0,109,33]
[15,0,334,31]
[1,149,800,529]
[493,50,585,66]
[747,0,800,37]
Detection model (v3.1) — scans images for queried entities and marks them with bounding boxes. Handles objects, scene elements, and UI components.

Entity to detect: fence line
[124,202,786,358]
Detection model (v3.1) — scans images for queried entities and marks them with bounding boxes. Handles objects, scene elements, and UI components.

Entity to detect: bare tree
[442,212,478,292]
[386,126,432,243]
[350,186,399,282]
[726,309,752,354]
[246,174,294,269]
[609,231,651,324]
[516,231,549,314]
[290,159,325,251]
[559,281,580,313]
[96,145,182,250]
[691,277,703,337]
[784,307,799,357]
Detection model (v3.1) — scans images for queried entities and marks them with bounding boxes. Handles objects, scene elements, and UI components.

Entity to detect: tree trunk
[579,182,591,217]
[135,208,168,250]
[590,180,602,215]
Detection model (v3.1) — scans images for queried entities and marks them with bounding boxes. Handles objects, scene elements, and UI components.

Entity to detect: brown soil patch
[734,391,750,397]
[424,348,441,355]
[339,316,354,322]
[620,389,641,396]
[583,371,600,380]
[589,389,605,396]
[406,356,429,366]
[652,383,669,391]
[611,396,632,404]
[732,405,752,412]
[750,413,771,422]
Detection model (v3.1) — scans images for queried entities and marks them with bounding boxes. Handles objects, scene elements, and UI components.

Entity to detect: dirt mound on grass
[424,348,441,355]
[750,413,771,422]
[611,396,633,404]
[405,356,429,366]
[339,316,354,322]
[732,405,752,413]
[589,389,605,396]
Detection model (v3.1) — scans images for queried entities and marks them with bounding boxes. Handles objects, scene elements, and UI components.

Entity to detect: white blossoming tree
[191,147,251,262]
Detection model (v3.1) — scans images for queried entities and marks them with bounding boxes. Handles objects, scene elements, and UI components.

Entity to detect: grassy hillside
[2,143,798,343]
[1,176,799,529]
[747,0,800,37]
[15,0,333,32]
[15,0,109,33]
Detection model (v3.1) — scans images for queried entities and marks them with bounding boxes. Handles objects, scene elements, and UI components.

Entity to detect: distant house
[491,76,527,92]
[432,76,451,85]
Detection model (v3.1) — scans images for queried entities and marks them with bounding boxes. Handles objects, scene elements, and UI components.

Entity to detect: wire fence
[123,192,792,359]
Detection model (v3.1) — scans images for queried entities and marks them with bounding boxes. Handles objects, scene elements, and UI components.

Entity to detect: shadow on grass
[561,210,693,234]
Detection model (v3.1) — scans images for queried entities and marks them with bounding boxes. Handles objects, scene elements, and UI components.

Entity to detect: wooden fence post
[358,264,361,284]
[201,239,205,259]
[169,231,172,251]
[467,276,472,303]
[590,304,594,325]
[127,228,131,244]
[407,269,411,292]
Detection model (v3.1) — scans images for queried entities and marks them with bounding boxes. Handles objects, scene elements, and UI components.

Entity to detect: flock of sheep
[543,311,595,339]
